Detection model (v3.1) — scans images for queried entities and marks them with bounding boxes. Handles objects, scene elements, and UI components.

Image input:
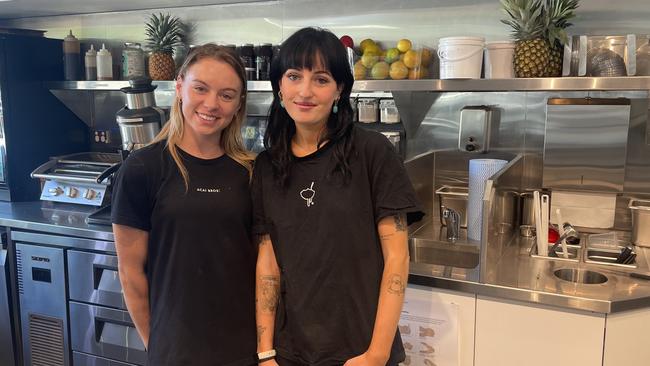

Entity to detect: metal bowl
[587,48,627,76]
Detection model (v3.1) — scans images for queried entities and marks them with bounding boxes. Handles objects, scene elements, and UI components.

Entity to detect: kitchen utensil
[548,225,579,257]
[533,191,546,256]
[540,194,550,254]
[630,272,650,281]
[556,208,569,258]
[615,246,633,264]
[623,252,637,265]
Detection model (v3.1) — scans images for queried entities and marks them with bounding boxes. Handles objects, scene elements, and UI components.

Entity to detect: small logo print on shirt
[300,181,316,207]
[196,187,222,193]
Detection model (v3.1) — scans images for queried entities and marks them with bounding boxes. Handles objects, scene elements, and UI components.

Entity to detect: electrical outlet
[93,130,111,144]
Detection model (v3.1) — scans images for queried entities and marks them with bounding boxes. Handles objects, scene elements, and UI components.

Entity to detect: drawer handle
[93,264,122,294]
[94,316,145,351]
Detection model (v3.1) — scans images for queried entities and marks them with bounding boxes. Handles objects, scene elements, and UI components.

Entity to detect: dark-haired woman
[253,28,423,366]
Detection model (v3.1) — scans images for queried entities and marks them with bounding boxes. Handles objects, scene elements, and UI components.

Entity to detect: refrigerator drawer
[68,250,126,310]
[73,351,140,366]
[69,301,146,366]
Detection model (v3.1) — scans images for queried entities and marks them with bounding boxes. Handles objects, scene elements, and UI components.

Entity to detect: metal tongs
[548,223,579,257]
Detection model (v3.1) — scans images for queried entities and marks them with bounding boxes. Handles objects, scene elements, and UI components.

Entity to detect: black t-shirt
[252,127,423,366]
[111,141,257,366]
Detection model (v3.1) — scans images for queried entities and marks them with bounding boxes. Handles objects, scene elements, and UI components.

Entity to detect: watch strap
[257,349,276,362]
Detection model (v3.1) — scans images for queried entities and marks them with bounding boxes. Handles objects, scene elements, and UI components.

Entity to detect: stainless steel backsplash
[404,90,650,231]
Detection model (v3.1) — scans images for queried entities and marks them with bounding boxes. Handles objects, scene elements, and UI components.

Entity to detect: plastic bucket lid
[487,41,516,49]
[439,36,485,46]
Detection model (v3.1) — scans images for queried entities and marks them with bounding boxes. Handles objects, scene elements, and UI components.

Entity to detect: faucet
[443,208,461,242]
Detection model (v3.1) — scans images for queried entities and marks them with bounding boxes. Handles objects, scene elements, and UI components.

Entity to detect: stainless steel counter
[0,201,113,242]
[408,220,650,314]
[1,201,649,314]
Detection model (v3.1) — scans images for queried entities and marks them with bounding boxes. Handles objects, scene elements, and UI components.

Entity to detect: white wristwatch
[257,349,276,363]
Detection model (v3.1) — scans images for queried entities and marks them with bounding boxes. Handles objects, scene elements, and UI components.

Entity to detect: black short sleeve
[367,132,424,225]
[111,154,152,231]
[251,153,271,235]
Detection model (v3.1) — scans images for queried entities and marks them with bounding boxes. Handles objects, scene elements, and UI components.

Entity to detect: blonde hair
[151,43,254,190]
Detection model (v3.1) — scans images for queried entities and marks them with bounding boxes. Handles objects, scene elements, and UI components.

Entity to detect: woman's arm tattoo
[387,273,406,295]
[259,275,280,313]
[256,325,266,345]
[393,214,406,232]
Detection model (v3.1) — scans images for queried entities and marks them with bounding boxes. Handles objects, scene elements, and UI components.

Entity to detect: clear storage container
[352,40,435,80]
[357,98,378,123]
[379,98,400,124]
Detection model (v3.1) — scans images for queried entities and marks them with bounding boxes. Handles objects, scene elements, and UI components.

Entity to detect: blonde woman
[112,44,257,365]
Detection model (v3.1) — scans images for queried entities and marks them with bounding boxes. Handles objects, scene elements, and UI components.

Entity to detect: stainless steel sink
[554,268,608,284]
[409,238,480,269]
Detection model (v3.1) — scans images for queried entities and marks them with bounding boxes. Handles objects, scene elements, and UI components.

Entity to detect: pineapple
[544,0,579,77]
[145,13,183,80]
[501,0,578,78]
[501,0,548,77]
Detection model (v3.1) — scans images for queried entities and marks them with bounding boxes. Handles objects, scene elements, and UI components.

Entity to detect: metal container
[565,34,637,76]
[435,186,468,228]
[629,199,650,247]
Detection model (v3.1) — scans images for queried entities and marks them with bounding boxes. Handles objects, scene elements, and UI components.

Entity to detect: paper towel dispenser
[543,98,630,192]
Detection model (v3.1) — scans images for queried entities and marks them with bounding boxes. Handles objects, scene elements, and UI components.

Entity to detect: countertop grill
[31,152,123,206]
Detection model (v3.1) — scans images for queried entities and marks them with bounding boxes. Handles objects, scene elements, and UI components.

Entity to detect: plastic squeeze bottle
[63,30,81,80]
[84,45,97,80]
[96,44,113,81]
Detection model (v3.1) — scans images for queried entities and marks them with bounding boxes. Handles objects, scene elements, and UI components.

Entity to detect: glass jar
[379,98,400,124]
[357,98,378,123]
[122,42,146,80]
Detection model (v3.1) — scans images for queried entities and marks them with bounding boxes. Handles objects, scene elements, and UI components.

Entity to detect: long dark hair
[265,27,355,188]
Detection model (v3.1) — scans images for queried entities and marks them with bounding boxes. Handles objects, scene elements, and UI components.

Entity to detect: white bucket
[438,36,485,79]
[484,41,516,79]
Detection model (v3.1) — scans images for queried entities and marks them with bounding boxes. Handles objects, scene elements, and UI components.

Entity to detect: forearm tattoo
[387,274,406,295]
[256,325,266,345]
[394,214,406,232]
[259,275,280,313]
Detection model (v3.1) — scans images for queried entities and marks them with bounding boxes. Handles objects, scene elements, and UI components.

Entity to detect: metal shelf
[44,80,273,91]
[45,76,650,92]
[354,77,650,92]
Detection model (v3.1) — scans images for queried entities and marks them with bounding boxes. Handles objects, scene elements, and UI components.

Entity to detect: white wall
[1,0,649,49]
